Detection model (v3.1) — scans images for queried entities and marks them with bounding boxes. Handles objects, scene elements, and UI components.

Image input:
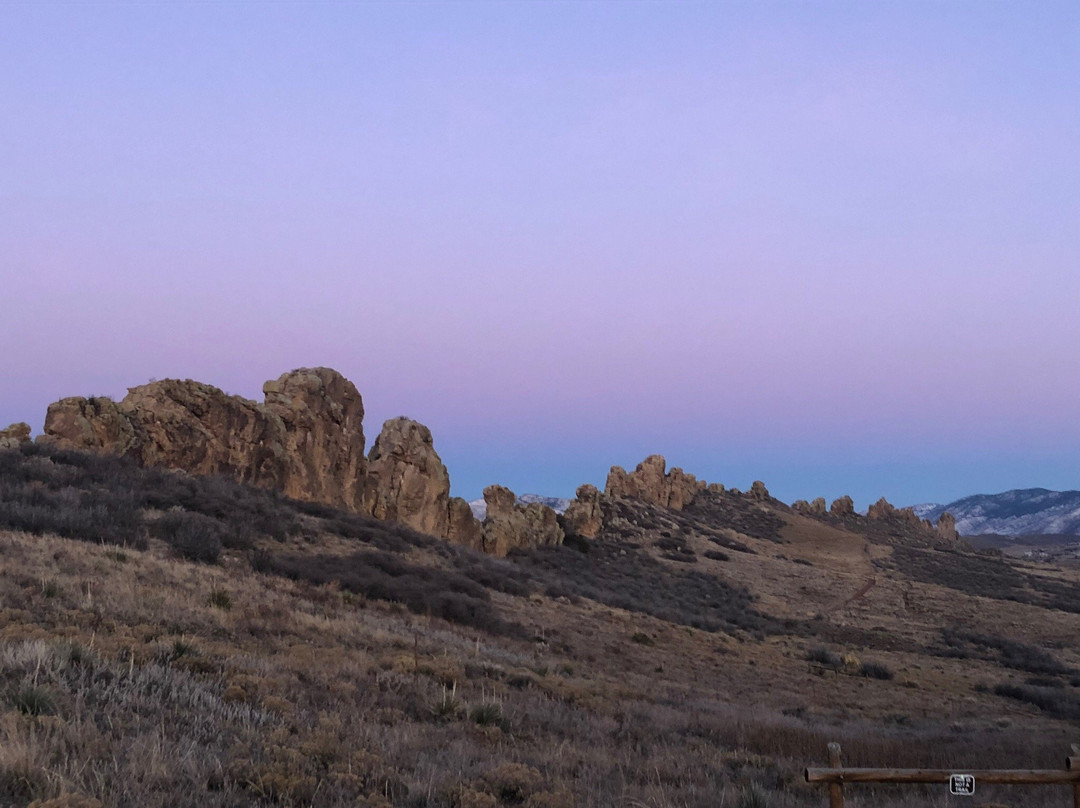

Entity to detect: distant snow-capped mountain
[911,488,1080,536]
[468,494,571,521]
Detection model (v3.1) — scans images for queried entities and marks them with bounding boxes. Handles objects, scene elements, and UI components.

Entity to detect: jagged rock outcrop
[34,367,558,555]
[263,368,367,509]
[936,511,959,542]
[563,483,603,539]
[41,397,138,454]
[481,484,564,557]
[866,497,895,519]
[0,423,32,449]
[447,496,483,550]
[810,497,827,515]
[830,496,855,516]
[605,455,701,510]
[706,482,725,495]
[40,368,367,508]
[749,480,770,501]
[363,417,450,537]
[118,379,290,488]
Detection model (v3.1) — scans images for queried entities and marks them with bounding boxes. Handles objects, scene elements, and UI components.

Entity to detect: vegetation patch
[514,540,796,637]
[253,549,523,637]
[938,627,1074,676]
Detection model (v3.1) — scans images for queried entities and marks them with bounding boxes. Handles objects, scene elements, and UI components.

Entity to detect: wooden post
[828,742,844,808]
[1072,745,1080,808]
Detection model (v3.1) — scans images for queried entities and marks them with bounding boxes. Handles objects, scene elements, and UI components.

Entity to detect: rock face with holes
[604,455,702,510]
[0,422,32,450]
[480,484,564,557]
[40,396,139,455]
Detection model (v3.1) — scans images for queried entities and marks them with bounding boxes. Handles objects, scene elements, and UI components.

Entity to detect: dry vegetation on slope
[1,443,1079,807]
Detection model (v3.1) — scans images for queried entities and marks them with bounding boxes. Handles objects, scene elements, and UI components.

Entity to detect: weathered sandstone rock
[40,368,366,508]
[706,482,725,495]
[446,496,483,550]
[36,367,559,555]
[41,397,138,454]
[749,480,770,501]
[0,422,32,449]
[481,484,564,557]
[936,511,959,542]
[604,455,700,510]
[264,368,367,509]
[120,379,288,488]
[364,417,451,537]
[563,483,603,539]
[830,496,855,516]
[866,497,895,519]
[810,497,827,515]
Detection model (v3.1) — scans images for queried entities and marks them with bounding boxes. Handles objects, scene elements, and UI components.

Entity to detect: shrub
[469,702,502,726]
[207,588,232,610]
[11,684,56,716]
[738,782,770,808]
[859,661,894,680]
[806,647,842,670]
[432,684,462,721]
[513,541,783,636]
[257,550,523,637]
[993,683,1080,720]
[155,510,222,563]
[939,628,1072,676]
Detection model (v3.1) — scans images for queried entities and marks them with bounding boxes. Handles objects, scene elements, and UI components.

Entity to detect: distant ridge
[912,488,1080,536]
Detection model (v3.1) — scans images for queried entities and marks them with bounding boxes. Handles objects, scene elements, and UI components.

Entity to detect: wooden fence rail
[804,742,1080,807]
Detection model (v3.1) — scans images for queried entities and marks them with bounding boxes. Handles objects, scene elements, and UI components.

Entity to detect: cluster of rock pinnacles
[0,367,958,553]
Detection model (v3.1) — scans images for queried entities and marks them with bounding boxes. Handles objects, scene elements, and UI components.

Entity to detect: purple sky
[3,2,1079,508]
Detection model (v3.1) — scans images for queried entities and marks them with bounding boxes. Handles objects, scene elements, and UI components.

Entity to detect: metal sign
[950,774,975,795]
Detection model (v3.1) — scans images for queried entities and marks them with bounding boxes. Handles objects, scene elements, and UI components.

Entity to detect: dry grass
[2,446,1080,806]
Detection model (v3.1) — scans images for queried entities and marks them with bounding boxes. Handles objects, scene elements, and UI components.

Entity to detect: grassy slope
[1,444,1079,808]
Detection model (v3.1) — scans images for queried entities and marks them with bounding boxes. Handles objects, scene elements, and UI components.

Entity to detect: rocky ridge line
[24,368,562,557]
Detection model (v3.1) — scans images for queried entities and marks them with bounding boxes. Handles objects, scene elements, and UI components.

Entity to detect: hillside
[914,488,1080,537]
[1,442,1079,807]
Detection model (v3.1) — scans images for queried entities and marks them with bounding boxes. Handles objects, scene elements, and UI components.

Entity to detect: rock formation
[480,485,564,557]
[0,422,32,450]
[41,397,138,454]
[113,379,289,489]
[604,455,701,510]
[749,480,770,501]
[363,417,450,537]
[263,368,367,509]
[936,511,959,542]
[446,496,483,551]
[41,371,367,504]
[34,367,570,556]
[562,483,603,539]
[830,496,855,517]
[866,497,895,519]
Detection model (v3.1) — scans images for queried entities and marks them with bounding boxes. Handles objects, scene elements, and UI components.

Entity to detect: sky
[2,2,1079,508]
